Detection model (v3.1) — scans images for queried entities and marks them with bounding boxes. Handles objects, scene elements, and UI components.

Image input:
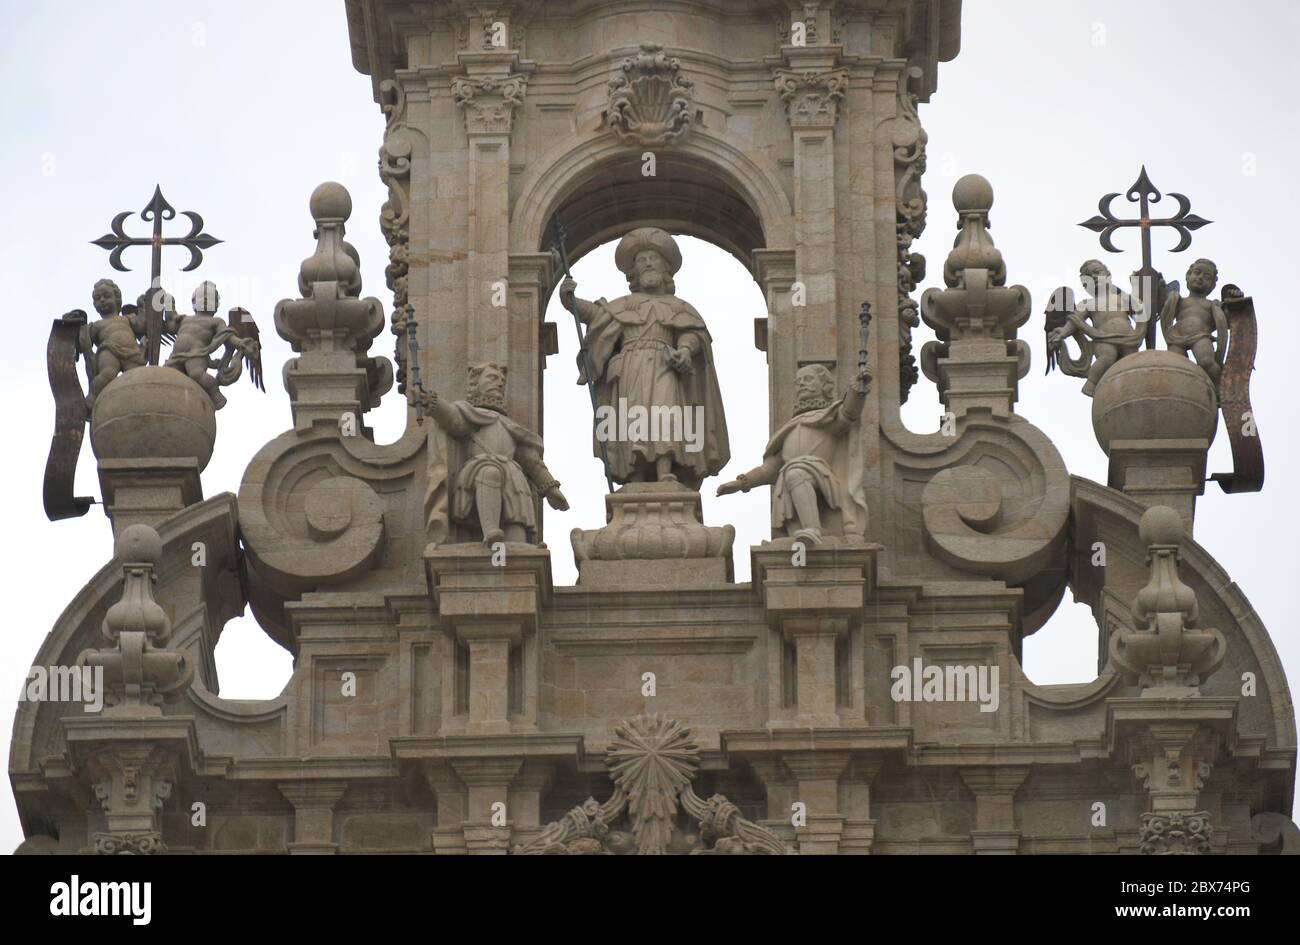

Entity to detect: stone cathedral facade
[12,0,1297,854]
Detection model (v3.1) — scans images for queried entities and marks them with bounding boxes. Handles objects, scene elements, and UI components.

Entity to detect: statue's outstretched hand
[669,346,695,374]
[559,277,577,312]
[716,479,743,496]
[545,486,569,511]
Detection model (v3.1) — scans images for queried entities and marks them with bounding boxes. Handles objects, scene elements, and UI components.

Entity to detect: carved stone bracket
[515,715,787,854]
[607,43,694,146]
[773,68,849,128]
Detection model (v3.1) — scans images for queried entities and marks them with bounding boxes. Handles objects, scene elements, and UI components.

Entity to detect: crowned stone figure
[717,364,869,544]
[415,361,568,545]
[559,227,729,490]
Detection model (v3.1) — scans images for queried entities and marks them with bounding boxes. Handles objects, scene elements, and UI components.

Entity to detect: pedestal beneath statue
[570,481,735,588]
[425,543,551,736]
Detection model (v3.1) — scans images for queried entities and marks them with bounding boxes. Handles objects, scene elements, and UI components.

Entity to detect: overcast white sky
[2,1,1297,851]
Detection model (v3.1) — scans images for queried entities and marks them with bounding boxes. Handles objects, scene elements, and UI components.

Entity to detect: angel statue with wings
[162,280,264,408]
[1044,259,1145,396]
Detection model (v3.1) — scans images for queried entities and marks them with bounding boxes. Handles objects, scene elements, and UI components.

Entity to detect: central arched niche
[537,151,766,271]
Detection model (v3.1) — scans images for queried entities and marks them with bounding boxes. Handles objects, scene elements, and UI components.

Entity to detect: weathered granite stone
[10,0,1295,857]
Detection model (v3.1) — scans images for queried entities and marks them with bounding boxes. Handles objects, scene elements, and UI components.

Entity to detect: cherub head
[1186,259,1218,297]
[1079,259,1112,297]
[467,361,507,412]
[794,364,836,414]
[92,279,122,317]
[192,280,220,316]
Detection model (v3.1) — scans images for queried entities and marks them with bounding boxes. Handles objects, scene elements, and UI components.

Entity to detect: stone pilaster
[773,49,848,367]
[425,544,550,735]
[783,751,849,854]
[452,52,531,369]
[754,544,876,728]
[960,766,1029,854]
[278,781,349,854]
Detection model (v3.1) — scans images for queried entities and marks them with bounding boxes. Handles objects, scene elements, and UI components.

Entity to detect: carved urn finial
[298,182,362,299]
[943,174,1005,288]
[918,175,1032,416]
[273,183,392,427]
[1109,505,1226,693]
[79,524,193,714]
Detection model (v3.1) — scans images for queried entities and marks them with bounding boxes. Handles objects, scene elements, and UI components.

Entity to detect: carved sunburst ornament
[515,714,787,854]
[607,714,698,854]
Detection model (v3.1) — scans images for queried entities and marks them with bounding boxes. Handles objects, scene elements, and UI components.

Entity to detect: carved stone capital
[773,68,849,128]
[452,73,528,135]
[91,831,165,855]
[1139,811,1213,855]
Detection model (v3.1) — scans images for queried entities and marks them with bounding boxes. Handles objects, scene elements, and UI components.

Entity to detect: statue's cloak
[577,292,730,485]
[761,399,869,538]
[426,401,545,542]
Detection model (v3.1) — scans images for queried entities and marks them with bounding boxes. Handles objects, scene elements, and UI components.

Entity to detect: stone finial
[273,183,392,426]
[78,524,193,713]
[942,174,1005,288]
[1108,506,1226,693]
[297,182,362,299]
[918,175,1032,415]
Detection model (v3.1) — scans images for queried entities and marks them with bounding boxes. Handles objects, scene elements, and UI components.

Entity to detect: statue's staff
[553,217,614,493]
[856,301,872,392]
[404,303,427,424]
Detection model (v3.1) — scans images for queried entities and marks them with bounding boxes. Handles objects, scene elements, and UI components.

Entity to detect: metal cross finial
[91,185,222,364]
[1079,166,1210,347]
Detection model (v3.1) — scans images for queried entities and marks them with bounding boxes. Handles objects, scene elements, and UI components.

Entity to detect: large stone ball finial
[116,522,163,565]
[309,181,353,223]
[952,173,994,214]
[1090,349,1218,454]
[90,366,217,471]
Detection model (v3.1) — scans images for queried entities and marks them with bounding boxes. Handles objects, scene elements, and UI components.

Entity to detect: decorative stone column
[452,52,530,371]
[773,50,848,367]
[278,781,349,854]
